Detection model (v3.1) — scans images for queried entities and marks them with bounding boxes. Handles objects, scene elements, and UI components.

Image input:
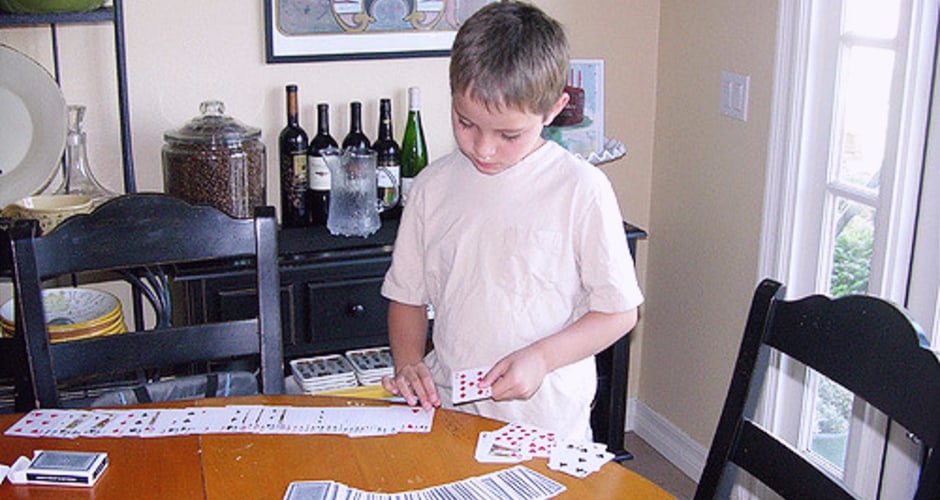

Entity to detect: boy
[381,0,643,440]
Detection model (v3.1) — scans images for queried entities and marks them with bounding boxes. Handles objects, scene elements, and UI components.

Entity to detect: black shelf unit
[0,2,135,193]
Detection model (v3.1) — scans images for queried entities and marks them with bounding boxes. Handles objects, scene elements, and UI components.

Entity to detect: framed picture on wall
[265,0,496,63]
[542,59,606,161]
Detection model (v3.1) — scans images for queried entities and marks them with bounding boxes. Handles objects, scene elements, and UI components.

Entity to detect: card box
[8,450,108,487]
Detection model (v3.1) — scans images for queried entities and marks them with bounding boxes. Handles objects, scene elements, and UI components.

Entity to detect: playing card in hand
[451,367,492,404]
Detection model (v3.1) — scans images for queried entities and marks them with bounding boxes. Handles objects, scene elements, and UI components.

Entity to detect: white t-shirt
[382,141,644,439]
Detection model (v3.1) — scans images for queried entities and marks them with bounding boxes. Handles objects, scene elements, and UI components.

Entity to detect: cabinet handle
[347,304,366,317]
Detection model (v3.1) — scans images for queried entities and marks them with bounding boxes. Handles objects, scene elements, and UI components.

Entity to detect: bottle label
[309,155,331,190]
[377,163,400,211]
[377,163,399,189]
[291,154,308,185]
[401,177,415,205]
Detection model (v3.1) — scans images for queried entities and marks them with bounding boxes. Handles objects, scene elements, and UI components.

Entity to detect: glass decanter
[45,105,119,206]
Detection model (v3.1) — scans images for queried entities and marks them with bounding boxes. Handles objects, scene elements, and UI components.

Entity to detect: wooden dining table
[0,395,673,499]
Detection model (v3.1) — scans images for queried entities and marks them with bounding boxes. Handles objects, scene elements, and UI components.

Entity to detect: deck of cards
[290,354,359,393]
[474,422,614,478]
[290,347,396,394]
[345,347,394,385]
[5,450,109,487]
[451,366,493,404]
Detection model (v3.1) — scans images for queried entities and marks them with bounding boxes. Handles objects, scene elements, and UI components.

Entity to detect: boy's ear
[543,92,571,126]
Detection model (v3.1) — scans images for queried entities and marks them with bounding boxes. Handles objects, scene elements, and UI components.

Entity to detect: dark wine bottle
[400,86,428,205]
[342,101,371,151]
[373,98,401,214]
[278,84,309,227]
[306,103,338,226]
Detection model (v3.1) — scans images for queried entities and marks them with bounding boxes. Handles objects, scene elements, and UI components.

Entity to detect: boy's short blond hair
[450,1,569,116]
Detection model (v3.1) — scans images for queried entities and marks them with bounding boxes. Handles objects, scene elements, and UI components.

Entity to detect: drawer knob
[347,304,366,317]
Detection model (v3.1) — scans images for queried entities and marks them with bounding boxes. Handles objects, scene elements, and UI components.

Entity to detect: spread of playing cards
[4,405,434,439]
[474,422,615,478]
[283,465,565,500]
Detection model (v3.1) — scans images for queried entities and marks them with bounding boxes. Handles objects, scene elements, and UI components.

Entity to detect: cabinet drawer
[305,276,388,353]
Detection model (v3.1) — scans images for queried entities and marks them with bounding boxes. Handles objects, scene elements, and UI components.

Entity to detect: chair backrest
[5,193,285,409]
[695,279,940,500]
[0,218,33,411]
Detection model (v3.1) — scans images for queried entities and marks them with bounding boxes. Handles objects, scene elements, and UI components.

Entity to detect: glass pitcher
[321,147,381,237]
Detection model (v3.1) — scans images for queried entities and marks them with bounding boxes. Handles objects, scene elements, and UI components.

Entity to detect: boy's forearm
[387,300,429,367]
[531,309,638,372]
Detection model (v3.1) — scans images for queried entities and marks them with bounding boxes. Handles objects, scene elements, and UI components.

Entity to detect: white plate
[0,44,67,209]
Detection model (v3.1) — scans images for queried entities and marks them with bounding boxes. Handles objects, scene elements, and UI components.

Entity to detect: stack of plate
[0,287,127,343]
[289,354,359,393]
[345,346,394,386]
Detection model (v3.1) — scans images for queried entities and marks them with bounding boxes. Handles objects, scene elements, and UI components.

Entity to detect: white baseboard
[626,398,707,483]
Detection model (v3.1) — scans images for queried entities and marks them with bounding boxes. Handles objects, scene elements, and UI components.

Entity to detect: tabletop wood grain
[0,395,673,499]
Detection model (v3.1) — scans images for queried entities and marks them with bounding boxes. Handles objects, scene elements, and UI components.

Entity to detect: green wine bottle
[400,86,428,205]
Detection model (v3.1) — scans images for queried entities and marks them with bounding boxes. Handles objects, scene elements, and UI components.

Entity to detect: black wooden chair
[0,218,33,412]
[5,193,285,409]
[695,279,940,500]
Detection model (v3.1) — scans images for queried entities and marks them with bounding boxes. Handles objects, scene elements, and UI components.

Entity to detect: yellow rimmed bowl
[0,287,127,343]
[1,194,93,234]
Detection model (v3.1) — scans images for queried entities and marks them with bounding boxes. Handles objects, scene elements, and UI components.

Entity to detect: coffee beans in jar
[162,101,266,219]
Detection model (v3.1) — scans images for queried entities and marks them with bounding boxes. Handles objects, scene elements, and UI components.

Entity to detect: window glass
[836,47,894,192]
[844,0,900,38]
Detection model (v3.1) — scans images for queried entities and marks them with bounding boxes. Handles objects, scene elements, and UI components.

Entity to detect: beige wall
[1,0,782,452]
[643,0,778,445]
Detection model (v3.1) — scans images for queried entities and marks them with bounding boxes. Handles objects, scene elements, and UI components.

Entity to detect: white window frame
[758,0,938,497]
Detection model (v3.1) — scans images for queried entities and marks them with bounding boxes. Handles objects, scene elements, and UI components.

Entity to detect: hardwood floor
[619,432,697,499]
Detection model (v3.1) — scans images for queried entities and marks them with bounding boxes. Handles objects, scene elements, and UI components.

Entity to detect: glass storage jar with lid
[162,100,266,219]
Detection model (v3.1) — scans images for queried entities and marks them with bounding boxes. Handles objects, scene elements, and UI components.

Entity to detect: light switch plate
[720,70,750,121]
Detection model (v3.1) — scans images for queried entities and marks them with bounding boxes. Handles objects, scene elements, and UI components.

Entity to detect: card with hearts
[474,431,526,463]
[491,422,557,459]
[451,366,492,404]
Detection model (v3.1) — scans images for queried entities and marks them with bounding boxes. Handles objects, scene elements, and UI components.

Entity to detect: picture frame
[265,0,496,63]
[542,59,606,161]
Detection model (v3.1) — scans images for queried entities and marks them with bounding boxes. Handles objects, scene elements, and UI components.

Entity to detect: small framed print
[265,0,497,63]
[543,59,606,161]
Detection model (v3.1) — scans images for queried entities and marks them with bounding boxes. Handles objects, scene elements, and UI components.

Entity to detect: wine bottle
[342,101,371,151]
[279,85,310,227]
[373,98,401,214]
[400,86,428,205]
[306,103,338,226]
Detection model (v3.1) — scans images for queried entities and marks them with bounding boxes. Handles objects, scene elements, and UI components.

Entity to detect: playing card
[140,409,199,437]
[96,409,158,437]
[547,438,614,478]
[451,366,492,404]
[386,406,434,433]
[4,409,72,437]
[283,480,336,500]
[474,431,526,463]
[490,423,557,459]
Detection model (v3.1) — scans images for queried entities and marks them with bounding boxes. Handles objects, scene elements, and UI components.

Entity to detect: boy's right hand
[382,363,441,411]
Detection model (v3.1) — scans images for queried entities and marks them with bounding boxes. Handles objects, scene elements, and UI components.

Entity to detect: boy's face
[451,91,568,176]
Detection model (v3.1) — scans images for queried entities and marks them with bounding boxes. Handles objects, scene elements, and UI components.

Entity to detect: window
[760,0,938,496]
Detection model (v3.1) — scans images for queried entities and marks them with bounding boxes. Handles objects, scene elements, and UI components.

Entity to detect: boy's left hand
[480,347,549,401]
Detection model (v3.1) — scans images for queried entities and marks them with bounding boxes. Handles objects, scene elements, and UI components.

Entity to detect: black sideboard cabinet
[171,218,646,460]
